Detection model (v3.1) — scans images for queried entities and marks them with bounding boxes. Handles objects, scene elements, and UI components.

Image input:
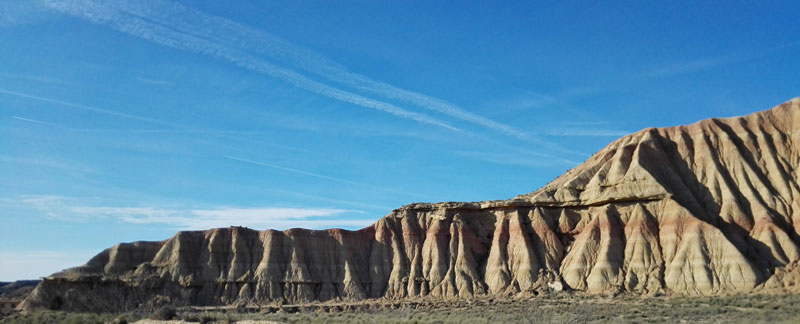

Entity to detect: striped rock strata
[23,98,800,312]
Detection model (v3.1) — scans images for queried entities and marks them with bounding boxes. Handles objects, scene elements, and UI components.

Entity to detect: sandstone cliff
[23,98,800,312]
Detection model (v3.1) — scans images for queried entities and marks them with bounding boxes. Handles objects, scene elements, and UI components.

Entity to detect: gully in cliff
[21,98,800,312]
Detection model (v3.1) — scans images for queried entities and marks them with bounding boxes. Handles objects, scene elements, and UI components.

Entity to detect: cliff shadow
[642,130,781,278]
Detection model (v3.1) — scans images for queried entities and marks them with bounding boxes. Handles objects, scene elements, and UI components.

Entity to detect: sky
[1,0,799,281]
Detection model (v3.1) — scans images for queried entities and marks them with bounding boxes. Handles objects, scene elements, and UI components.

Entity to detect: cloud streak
[39,0,459,132]
[640,54,746,79]
[640,40,800,79]
[86,0,538,141]
[0,155,90,172]
[0,87,180,127]
[4,92,312,154]
[20,195,372,230]
[12,115,59,126]
[452,150,581,168]
[95,206,368,230]
[542,127,631,137]
[223,155,426,199]
[7,0,588,160]
[0,1,53,28]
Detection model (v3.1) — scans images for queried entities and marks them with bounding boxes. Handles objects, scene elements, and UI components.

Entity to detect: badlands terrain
[8,98,800,322]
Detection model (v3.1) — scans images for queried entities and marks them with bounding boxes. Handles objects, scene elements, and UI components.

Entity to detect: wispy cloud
[9,113,233,135]
[640,54,746,79]
[8,0,589,161]
[20,195,372,230]
[268,190,395,211]
[135,77,173,86]
[490,92,561,112]
[37,0,588,155]
[0,1,53,28]
[0,87,180,127]
[39,0,459,132]
[92,206,368,230]
[465,132,591,161]
[19,195,71,219]
[0,72,74,86]
[453,150,581,168]
[0,155,90,172]
[640,40,800,79]
[541,127,631,137]
[5,96,311,154]
[560,121,610,126]
[11,115,59,127]
[223,155,426,199]
[85,0,540,142]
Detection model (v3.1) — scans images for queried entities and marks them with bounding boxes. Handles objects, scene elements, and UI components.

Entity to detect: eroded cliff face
[23,98,800,312]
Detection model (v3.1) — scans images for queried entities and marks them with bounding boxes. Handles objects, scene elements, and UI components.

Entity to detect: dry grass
[231,293,800,324]
[2,293,800,323]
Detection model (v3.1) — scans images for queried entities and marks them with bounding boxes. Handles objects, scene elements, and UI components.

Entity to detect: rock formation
[23,98,800,312]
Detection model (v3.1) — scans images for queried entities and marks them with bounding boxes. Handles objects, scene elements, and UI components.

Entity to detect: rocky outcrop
[23,98,800,312]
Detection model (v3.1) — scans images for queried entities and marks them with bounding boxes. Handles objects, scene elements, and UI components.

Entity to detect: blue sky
[1,1,799,280]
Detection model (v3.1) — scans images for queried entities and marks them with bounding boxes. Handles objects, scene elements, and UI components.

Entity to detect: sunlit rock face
[23,98,800,312]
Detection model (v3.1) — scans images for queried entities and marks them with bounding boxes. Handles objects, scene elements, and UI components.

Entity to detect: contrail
[11,115,59,126]
[24,0,586,158]
[95,0,538,142]
[0,87,180,127]
[40,0,459,132]
[223,155,426,199]
[1,88,312,153]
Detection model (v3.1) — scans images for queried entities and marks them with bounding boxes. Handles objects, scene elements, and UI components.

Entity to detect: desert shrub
[0,310,115,324]
[9,293,800,324]
[150,306,176,320]
[199,314,216,324]
[183,313,217,323]
[109,316,129,324]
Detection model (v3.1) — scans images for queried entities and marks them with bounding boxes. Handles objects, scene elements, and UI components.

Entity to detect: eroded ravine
[23,98,800,312]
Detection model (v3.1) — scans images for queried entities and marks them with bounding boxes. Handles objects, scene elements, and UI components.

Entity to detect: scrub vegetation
[2,293,800,324]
